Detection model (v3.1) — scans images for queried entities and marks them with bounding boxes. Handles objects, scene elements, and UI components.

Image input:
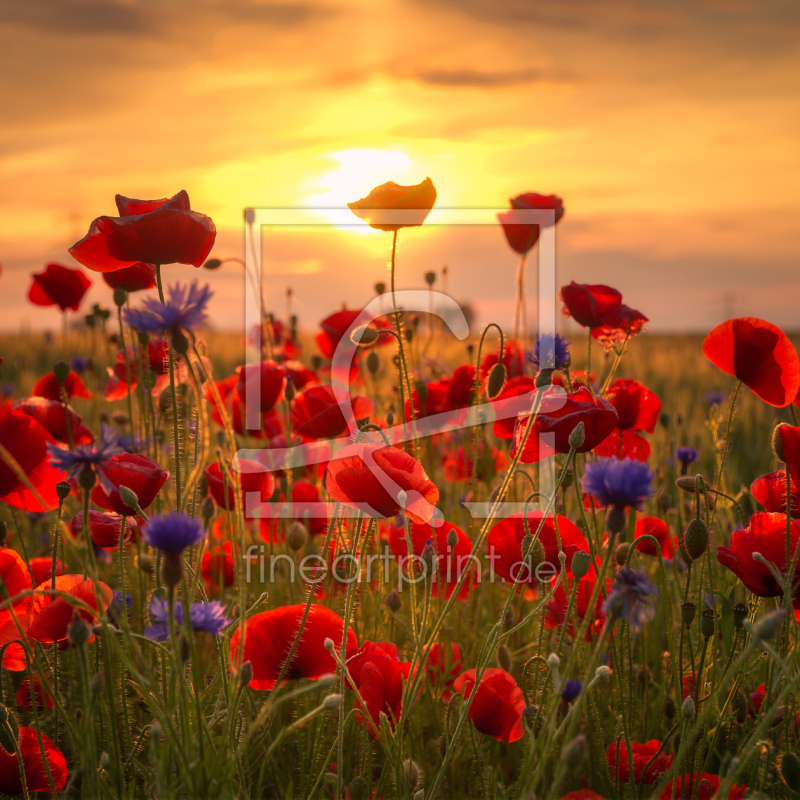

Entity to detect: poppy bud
[731,602,748,629]
[404,328,413,344]
[496,644,512,673]
[161,552,184,589]
[90,672,105,697]
[113,413,130,426]
[349,776,370,800]
[446,528,459,549]
[421,539,437,575]
[699,610,715,640]
[568,422,586,451]
[683,518,709,561]
[170,326,189,357]
[676,475,704,493]
[386,410,394,426]
[682,696,695,719]
[286,521,309,552]
[657,494,673,512]
[753,608,786,641]
[779,752,800,791]
[547,652,561,677]
[78,463,97,491]
[522,704,539,731]
[615,542,631,567]
[56,480,72,501]
[773,423,788,462]
[68,612,91,647]
[424,271,436,286]
[138,553,154,574]
[53,361,71,385]
[322,694,342,712]
[522,535,546,576]
[402,760,420,793]
[559,469,574,490]
[237,661,253,689]
[535,369,553,388]
[385,589,402,613]
[681,601,697,626]
[561,735,587,771]
[659,413,670,429]
[375,282,386,295]
[113,288,128,308]
[663,697,677,720]
[351,325,379,346]
[366,351,380,375]
[137,330,150,346]
[100,752,111,771]
[605,505,626,536]
[571,550,592,580]
[486,363,506,400]
[118,485,140,512]
[202,258,222,270]
[201,495,216,525]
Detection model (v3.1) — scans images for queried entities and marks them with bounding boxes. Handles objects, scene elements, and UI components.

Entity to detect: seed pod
[56,481,72,501]
[496,644,512,673]
[731,602,748,629]
[486,363,506,400]
[385,589,402,613]
[683,518,709,561]
[773,423,788,462]
[424,271,436,286]
[571,550,592,580]
[138,553,154,574]
[402,760,420,794]
[53,361,71,385]
[375,282,386,295]
[351,325,379,346]
[778,752,800,791]
[286,521,309,552]
[699,609,715,640]
[681,601,697,626]
[559,469,574,490]
[664,697,677,720]
[113,288,128,308]
[615,542,631,567]
[366,351,380,375]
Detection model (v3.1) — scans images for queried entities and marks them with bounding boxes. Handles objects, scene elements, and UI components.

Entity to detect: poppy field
[2,182,800,800]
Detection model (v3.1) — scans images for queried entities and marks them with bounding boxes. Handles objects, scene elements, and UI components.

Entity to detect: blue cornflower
[70,356,89,373]
[674,446,699,469]
[2,383,15,397]
[110,591,133,622]
[705,390,726,406]
[124,280,212,336]
[560,678,582,703]
[47,424,123,486]
[142,512,206,555]
[528,333,571,372]
[603,567,658,631]
[580,457,654,510]
[145,597,230,641]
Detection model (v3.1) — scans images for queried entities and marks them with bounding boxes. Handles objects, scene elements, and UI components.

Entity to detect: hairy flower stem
[117,304,137,453]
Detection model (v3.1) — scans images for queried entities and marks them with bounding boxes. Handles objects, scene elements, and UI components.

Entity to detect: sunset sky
[2,0,799,335]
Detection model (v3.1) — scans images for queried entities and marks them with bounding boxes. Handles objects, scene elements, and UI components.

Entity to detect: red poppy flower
[16,674,54,711]
[70,510,138,549]
[682,674,695,700]
[291,385,373,440]
[29,557,61,588]
[388,519,477,600]
[453,668,525,742]
[104,350,139,401]
[405,380,450,421]
[560,282,622,329]
[32,370,92,401]
[426,642,463,700]
[716,512,800,597]
[26,575,113,645]
[289,480,328,536]
[480,340,527,383]
[750,470,799,517]
[606,740,673,783]
[779,425,800,497]
[447,364,476,408]
[491,376,536,440]
[703,317,800,407]
[325,442,439,524]
[91,453,169,516]
[201,542,235,593]
[545,568,609,641]
[283,360,317,392]
[28,263,92,312]
[347,178,437,231]
[0,406,66,512]
[345,640,415,736]
[0,548,32,626]
[497,193,564,254]
[235,361,287,414]
[591,304,648,348]
[633,517,675,560]
[594,429,651,462]
[606,379,660,433]
[102,261,156,292]
[204,460,275,515]
[316,309,360,359]
[14,397,94,445]
[660,774,747,800]
[487,512,589,585]
[441,442,508,484]
[229,603,356,690]
[69,190,216,272]
[558,792,607,800]
[0,618,28,671]
[0,727,68,795]
[513,387,619,463]
[748,683,765,715]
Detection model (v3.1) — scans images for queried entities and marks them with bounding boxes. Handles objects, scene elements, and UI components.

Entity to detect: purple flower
[70,356,89,373]
[560,678,582,703]
[142,512,206,555]
[528,333,571,372]
[705,391,726,406]
[124,280,212,336]
[603,567,658,631]
[580,457,654,510]
[2,383,15,397]
[674,446,699,468]
[146,596,230,641]
[47,424,123,485]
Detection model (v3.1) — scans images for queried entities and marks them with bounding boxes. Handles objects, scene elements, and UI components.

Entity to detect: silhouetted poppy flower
[513,387,618,463]
[388,519,477,599]
[633,517,675,560]
[591,304,648,348]
[13,397,94,446]
[452,668,525,742]
[560,282,622,329]
[201,542,235,593]
[204,459,275,514]
[288,480,328,536]
[491,376,536,440]
[32,370,92,401]
[545,568,609,641]
[0,406,65,511]
[102,261,156,292]
[606,379,661,433]
[28,263,91,312]
[716,512,800,597]
[70,510,138,549]
[230,603,356,690]
[750,470,799,517]
[480,341,527,383]
[325,442,439,524]
[15,674,54,711]
[426,642,463,701]
[345,640,415,736]
[442,441,508,484]
[498,193,564,254]
[70,190,216,272]
[703,317,800,407]
[0,547,32,626]
[348,178,437,231]
[606,740,672,784]
[594,429,651,462]
[91,452,169,516]
[660,774,747,800]
[235,361,287,413]
[26,575,113,645]
[487,512,589,585]
[29,557,61,587]
[0,727,67,795]
[291,385,373,440]
[779,425,800,496]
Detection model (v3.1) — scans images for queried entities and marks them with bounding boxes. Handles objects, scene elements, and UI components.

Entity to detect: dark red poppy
[204,460,275,514]
[405,380,450,421]
[751,470,799,517]
[497,193,564,254]
[716,512,800,597]
[487,512,589,585]
[426,642,463,701]
[545,568,609,641]
[69,190,216,272]
[29,557,61,588]
[289,480,328,536]
[347,178,437,232]
[748,683,765,715]
[560,282,622,329]
[283,360,317,392]
[0,727,67,795]
[441,441,508,484]
[16,674,54,711]
[558,792,606,800]
[0,548,32,626]
[491,376,536,440]
[102,261,156,292]
[201,541,235,593]
[13,397,94,446]
[345,640,415,736]
[104,349,139,401]
[235,361,287,413]
[229,603,357,690]
[26,575,113,645]
[779,425,800,497]
[291,385,373,440]
[388,519,477,600]
[480,340,527,383]
[32,370,93,401]
[682,674,695,700]
[633,517,675,559]
[606,740,673,784]
[28,263,92,312]
[91,453,169,516]
[325,442,439,524]
[0,406,66,512]
[0,618,28,671]
[453,668,525,742]
[316,309,360,359]
[513,387,619,463]
[594,429,651,462]
[591,304,648,348]
[703,317,800,407]
[659,774,747,800]
[70,510,138,549]
[606,379,660,433]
